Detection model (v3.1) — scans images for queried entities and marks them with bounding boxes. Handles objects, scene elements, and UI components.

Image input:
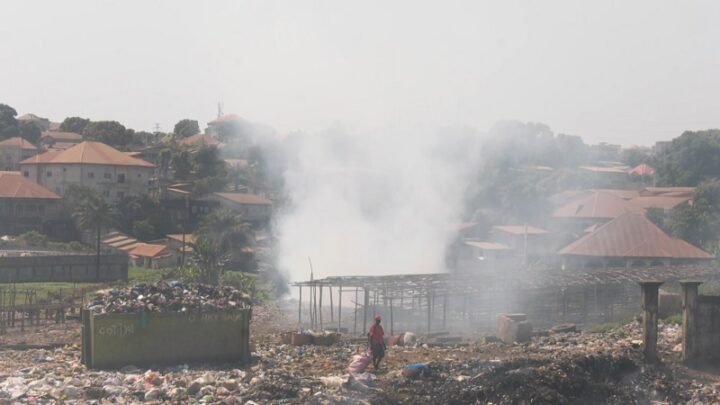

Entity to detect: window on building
[46,171,52,177]
[137,173,142,178]
[118,174,125,183]
[104,173,112,179]
[117,191,125,199]
[22,171,28,177]
[63,167,66,172]
[87,172,95,178]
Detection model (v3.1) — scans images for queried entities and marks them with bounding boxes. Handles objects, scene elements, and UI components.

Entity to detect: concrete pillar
[639,281,663,362]
[680,281,702,363]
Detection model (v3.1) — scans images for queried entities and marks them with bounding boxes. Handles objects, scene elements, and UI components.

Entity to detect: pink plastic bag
[347,350,372,374]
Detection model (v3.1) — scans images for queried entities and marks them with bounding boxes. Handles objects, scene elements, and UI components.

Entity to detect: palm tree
[198,209,252,254]
[73,194,118,280]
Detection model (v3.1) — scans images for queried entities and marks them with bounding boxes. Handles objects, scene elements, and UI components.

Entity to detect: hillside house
[205,192,272,223]
[0,171,62,233]
[558,212,712,269]
[552,191,643,234]
[0,137,38,171]
[40,131,83,150]
[19,141,155,202]
[491,225,556,258]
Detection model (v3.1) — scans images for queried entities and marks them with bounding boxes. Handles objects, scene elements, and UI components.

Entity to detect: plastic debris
[86,281,251,314]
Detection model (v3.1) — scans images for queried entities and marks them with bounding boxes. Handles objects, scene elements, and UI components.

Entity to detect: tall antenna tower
[153,123,161,133]
[217,102,224,118]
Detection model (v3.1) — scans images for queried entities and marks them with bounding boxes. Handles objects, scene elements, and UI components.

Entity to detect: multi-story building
[0,171,62,234]
[0,137,38,170]
[19,141,155,202]
[40,131,83,151]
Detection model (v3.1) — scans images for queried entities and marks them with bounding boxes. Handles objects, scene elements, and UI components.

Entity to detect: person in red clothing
[368,314,386,369]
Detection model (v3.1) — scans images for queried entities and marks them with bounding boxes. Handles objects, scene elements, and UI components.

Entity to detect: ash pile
[86,281,252,314]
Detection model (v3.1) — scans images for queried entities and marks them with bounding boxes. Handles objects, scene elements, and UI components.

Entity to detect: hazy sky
[1,1,719,145]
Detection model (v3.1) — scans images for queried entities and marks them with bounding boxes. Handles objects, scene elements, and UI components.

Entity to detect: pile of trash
[86,281,252,314]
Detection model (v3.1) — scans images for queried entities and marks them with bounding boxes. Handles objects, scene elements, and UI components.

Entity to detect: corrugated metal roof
[166,233,196,243]
[493,225,549,235]
[464,241,511,250]
[214,192,272,205]
[0,171,61,200]
[628,164,656,177]
[630,196,691,210]
[129,243,170,258]
[553,191,642,219]
[558,212,712,259]
[19,141,154,167]
[179,134,221,147]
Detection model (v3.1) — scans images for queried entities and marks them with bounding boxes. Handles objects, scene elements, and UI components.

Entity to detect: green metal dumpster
[81,308,251,369]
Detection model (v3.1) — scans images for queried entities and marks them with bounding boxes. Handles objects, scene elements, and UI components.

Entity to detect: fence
[0,252,128,283]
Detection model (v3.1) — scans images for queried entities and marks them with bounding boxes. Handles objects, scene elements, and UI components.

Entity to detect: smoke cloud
[276,125,480,282]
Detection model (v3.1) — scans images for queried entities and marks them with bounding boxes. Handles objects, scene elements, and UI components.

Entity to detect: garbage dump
[2,303,720,404]
[85,281,252,314]
[82,282,252,369]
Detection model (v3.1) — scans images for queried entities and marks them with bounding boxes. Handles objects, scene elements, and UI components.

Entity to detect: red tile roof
[214,192,272,205]
[0,171,61,199]
[553,191,642,220]
[493,225,549,235]
[0,137,37,150]
[129,243,170,258]
[628,164,656,177]
[41,131,82,142]
[19,141,154,167]
[558,212,712,259]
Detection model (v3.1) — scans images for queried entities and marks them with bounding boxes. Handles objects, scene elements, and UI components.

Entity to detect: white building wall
[21,163,153,202]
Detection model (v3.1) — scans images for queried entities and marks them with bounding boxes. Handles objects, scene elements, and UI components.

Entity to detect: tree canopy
[59,116,90,134]
[0,103,19,140]
[18,121,41,144]
[653,130,720,186]
[174,119,200,138]
[82,121,131,148]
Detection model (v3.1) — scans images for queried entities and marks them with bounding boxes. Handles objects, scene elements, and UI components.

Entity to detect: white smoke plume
[276,125,480,282]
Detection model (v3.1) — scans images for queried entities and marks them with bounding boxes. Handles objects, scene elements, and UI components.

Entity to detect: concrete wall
[0,253,128,282]
[82,309,251,369]
[21,163,154,202]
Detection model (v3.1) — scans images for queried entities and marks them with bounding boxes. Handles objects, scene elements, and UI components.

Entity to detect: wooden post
[298,285,302,328]
[390,297,394,336]
[309,285,314,328]
[639,281,663,362]
[329,286,334,322]
[443,295,448,330]
[680,281,702,363]
[427,290,432,334]
[363,288,369,336]
[319,284,323,330]
[338,286,342,333]
[354,287,359,335]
